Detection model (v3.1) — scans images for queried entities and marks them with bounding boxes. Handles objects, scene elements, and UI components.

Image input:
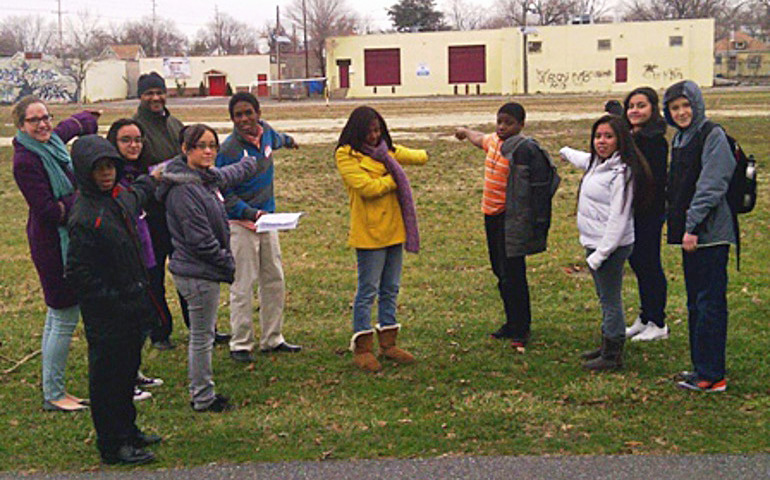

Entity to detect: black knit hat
[138,72,166,96]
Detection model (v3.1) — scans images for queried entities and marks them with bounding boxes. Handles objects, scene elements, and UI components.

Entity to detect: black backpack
[702,122,758,269]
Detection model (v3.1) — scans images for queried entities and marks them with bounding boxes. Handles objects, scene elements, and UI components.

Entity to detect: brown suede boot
[350,330,381,372]
[583,336,624,371]
[376,324,415,364]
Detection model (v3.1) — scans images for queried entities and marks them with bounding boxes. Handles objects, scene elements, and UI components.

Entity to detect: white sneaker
[625,316,646,338]
[136,373,164,388]
[133,387,152,402]
[631,323,670,342]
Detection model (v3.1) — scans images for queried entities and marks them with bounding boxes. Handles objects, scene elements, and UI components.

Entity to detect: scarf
[15,130,74,264]
[362,141,420,253]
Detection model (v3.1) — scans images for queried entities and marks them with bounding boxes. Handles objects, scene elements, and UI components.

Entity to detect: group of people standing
[11,74,737,465]
[12,72,301,464]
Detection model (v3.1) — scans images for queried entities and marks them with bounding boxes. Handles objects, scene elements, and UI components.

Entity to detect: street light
[521,26,538,95]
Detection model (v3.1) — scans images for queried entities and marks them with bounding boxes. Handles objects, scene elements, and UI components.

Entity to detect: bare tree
[623,0,745,39]
[529,0,574,25]
[443,0,488,30]
[109,17,188,57]
[0,15,56,56]
[61,11,108,102]
[285,0,359,76]
[194,10,258,55]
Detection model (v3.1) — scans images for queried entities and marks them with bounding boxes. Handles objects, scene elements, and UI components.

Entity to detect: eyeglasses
[194,142,218,151]
[117,136,143,145]
[24,114,54,125]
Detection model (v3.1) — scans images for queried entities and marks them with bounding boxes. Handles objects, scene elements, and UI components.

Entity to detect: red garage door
[364,48,401,86]
[449,45,486,84]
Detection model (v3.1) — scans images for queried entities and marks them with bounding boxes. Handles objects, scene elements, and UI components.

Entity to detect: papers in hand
[255,212,303,233]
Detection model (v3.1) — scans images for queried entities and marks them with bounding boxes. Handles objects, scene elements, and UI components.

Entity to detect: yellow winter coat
[335,144,428,249]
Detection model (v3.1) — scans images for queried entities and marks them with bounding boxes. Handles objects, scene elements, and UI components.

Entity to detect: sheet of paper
[255,212,304,233]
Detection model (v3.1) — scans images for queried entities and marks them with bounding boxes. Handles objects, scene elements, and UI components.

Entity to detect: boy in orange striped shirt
[456,103,553,348]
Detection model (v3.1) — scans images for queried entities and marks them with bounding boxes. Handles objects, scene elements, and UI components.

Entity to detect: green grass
[0,94,768,473]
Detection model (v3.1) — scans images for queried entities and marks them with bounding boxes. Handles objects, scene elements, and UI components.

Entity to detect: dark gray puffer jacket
[157,154,257,283]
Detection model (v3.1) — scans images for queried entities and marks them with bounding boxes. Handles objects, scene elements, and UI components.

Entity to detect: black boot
[580,344,602,360]
[583,336,624,371]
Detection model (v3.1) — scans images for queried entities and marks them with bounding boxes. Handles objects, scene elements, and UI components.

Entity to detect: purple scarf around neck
[362,140,420,253]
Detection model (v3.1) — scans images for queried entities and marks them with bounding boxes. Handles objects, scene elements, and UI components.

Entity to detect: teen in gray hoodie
[157,124,257,412]
[663,80,735,392]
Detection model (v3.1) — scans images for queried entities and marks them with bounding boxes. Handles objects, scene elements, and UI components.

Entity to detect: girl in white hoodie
[560,115,653,371]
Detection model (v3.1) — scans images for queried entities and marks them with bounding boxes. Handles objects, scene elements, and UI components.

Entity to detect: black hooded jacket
[65,135,159,339]
[632,117,668,218]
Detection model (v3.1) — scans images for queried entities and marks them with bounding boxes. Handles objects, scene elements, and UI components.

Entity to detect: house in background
[714,31,770,78]
[326,18,714,98]
[99,44,146,97]
[138,54,271,97]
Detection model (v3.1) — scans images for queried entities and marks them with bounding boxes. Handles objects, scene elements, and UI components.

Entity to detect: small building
[325,18,714,98]
[99,44,146,98]
[138,55,271,97]
[714,31,770,78]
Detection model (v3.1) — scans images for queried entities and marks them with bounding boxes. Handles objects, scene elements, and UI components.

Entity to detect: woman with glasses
[11,95,99,411]
[106,119,166,401]
[157,124,256,412]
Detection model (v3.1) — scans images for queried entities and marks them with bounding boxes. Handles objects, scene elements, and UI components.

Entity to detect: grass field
[0,92,768,473]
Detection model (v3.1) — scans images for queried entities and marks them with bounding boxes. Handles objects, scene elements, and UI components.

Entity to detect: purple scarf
[362,141,420,253]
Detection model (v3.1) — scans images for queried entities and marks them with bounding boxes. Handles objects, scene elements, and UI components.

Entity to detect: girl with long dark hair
[335,106,428,373]
[560,115,653,371]
[622,87,670,342]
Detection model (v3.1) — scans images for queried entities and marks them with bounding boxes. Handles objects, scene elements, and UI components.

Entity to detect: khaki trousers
[228,223,286,351]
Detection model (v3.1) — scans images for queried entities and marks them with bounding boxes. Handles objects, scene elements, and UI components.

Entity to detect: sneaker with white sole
[133,387,152,402]
[625,316,647,338]
[677,376,727,392]
[136,373,164,388]
[631,323,669,342]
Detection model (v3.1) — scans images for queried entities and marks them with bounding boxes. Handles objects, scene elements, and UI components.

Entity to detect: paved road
[3,454,769,480]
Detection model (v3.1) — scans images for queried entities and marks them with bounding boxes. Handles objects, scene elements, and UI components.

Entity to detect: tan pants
[228,223,285,351]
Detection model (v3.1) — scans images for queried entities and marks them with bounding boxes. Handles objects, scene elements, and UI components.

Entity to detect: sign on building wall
[163,57,191,79]
[416,63,431,76]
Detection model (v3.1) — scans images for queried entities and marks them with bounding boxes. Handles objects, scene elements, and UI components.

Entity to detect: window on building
[733,41,747,50]
[715,54,722,65]
[598,39,611,51]
[748,55,762,68]
[528,41,542,53]
[364,48,401,86]
[728,56,737,71]
[448,45,486,83]
[669,36,683,47]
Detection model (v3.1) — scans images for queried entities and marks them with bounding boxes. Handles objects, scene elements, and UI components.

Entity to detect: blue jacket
[215,121,294,220]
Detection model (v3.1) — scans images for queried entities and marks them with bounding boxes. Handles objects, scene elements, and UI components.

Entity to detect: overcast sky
[1,0,626,39]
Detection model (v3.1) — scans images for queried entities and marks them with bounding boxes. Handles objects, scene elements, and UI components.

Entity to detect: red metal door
[448,45,486,84]
[615,58,628,83]
[364,48,401,86]
[257,74,269,97]
[208,75,226,96]
[339,64,350,88]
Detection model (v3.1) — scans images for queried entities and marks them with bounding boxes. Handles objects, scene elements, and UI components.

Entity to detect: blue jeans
[353,245,403,333]
[682,245,729,381]
[587,245,633,341]
[628,214,668,328]
[42,305,80,401]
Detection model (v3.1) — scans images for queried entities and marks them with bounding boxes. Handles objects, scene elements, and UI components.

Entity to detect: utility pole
[56,0,64,58]
[151,0,157,57]
[276,5,281,100]
[302,0,309,96]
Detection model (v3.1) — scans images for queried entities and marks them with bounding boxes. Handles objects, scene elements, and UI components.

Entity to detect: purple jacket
[13,111,99,309]
[121,161,156,269]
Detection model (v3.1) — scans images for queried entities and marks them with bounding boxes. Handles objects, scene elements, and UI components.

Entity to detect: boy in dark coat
[65,135,162,464]
[455,102,558,348]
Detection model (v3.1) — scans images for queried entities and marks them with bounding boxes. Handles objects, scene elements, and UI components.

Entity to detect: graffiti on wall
[535,68,612,90]
[0,54,77,104]
[642,64,684,82]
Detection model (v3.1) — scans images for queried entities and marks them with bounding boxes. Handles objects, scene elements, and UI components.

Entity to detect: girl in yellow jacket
[335,106,428,372]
